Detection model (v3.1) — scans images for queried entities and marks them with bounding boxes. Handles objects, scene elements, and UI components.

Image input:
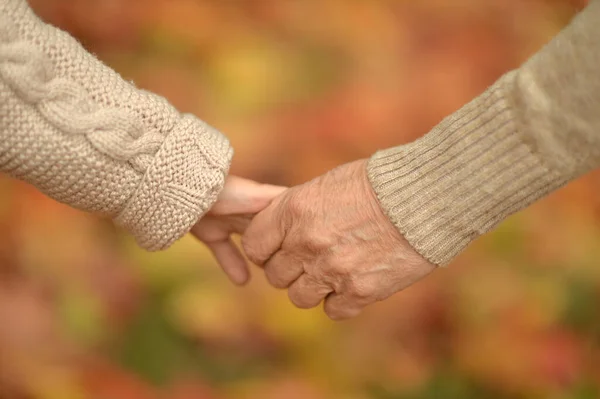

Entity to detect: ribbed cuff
[115,115,233,251]
[367,72,566,266]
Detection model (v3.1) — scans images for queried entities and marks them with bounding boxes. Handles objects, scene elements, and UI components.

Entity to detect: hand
[242,160,436,320]
[191,176,286,285]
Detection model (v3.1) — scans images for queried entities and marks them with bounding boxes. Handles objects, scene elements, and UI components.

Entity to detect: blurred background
[1,0,598,398]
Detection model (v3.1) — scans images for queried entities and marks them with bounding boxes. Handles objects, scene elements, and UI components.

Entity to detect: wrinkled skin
[242,160,437,320]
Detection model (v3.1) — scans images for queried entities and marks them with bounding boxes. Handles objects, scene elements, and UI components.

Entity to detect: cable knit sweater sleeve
[368,0,600,266]
[0,0,233,250]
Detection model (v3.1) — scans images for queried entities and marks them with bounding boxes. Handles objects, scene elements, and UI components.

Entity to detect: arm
[368,0,600,266]
[0,0,232,250]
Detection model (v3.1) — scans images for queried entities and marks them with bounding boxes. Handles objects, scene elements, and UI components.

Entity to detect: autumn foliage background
[1,0,599,398]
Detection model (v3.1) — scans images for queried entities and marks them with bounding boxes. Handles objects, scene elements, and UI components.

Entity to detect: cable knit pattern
[0,34,162,173]
[0,0,233,250]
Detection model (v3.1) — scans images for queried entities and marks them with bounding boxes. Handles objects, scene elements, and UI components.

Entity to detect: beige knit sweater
[0,0,232,250]
[369,0,600,266]
[1,0,599,263]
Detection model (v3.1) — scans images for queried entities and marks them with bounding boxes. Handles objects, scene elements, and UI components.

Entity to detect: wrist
[366,73,564,266]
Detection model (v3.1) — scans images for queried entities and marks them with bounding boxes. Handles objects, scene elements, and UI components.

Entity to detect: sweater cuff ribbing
[114,116,233,251]
[367,72,566,266]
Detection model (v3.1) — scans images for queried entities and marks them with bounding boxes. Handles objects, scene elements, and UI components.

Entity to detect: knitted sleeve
[367,0,600,266]
[0,0,233,250]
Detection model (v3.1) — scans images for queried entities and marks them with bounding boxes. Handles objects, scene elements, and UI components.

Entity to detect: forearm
[367,0,600,266]
[0,0,233,250]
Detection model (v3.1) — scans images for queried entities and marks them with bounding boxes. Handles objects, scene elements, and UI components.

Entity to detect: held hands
[198,161,436,320]
[190,176,286,285]
[241,160,436,320]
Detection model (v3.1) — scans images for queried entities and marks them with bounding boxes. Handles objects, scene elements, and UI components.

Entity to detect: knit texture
[368,0,600,266]
[0,0,233,250]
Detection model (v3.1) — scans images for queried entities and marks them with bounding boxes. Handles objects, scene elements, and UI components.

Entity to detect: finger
[242,197,288,266]
[225,214,254,235]
[323,292,370,321]
[288,273,333,309]
[207,238,250,286]
[263,250,304,289]
[211,176,287,215]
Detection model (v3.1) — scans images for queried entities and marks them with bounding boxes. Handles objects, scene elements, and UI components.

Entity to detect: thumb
[242,196,287,266]
[210,176,287,216]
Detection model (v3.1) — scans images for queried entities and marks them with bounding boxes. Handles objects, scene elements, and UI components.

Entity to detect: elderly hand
[191,176,286,286]
[242,160,436,320]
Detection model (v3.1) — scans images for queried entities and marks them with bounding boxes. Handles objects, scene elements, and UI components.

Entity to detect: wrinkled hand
[242,160,436,320]
[191,176,286,285]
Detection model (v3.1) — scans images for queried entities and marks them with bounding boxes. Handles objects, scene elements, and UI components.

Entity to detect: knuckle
[317,259,349,288]
[265,266,288,289]
[305,234,334,254]
[324,301,361,321]
[328,258,351,277]
[324,306,343,321]
[346,277,375,299]
[288,289,314,309]
[241,238,263,265]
